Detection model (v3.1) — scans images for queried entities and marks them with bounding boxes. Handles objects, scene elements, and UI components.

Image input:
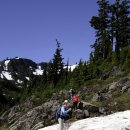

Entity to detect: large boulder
[81,101,99,113]
[1,96,60,130]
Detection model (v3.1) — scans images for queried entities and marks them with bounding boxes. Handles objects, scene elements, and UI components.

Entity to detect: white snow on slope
[64,64,77,71]
[0,60,13,80]
[17,79,23,83]
[4,60,10,71]
[15,57,20,59]
[33,66,43,75]
[1,73,4,79]
[38,110,130,130]
[69,64,77,71]
[1,71,13,80]
[26,77,30,80]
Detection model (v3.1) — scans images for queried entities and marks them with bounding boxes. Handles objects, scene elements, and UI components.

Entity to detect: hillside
[0,63,130,130]
[0,57,77,116]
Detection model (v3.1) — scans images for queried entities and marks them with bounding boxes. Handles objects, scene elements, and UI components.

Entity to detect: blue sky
[0,0,112,64]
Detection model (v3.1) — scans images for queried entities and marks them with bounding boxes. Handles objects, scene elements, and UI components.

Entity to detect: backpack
[55,106,61,120]
[73,95,78,103]
[78,101,83,110]
[55,106,71,120]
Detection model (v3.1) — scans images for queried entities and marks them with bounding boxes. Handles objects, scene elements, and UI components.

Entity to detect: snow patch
[2,71,13,80]
[69,64,77,71]
[17,79,23,84]
[26,77,30,80]
[1,73,4,79]
[5,60,10,66]
[38,110,130,130]
[4,60,10,71]
[18,86,22,88]
[64,64,77,71]
[33,66,43,75]
[38,66,41,69]
[15,57,20,59]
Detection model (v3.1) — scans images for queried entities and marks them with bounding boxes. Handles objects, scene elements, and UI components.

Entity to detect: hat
[63,100,68,104]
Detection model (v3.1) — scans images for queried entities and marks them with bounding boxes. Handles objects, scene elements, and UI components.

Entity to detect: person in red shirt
[73,95,79,110]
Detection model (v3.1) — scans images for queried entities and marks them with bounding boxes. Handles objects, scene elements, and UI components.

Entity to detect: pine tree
[51,39,64,86]
[41,64,48,85]
[109,0,130,58]
[63,59,70,85]
[90,0,112,63]
[114,0,122,55]
[46,60,54,84]
[120,0,130,47]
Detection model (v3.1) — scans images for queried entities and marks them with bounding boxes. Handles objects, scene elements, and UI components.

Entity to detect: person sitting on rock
[69,88,75,99]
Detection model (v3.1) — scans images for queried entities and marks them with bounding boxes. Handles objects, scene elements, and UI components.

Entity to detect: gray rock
[100,66,122,80]
[84,110,89,118]
[31,122,44,130]
[99,107,108,115]
[109,78,130,91]
[121,86,130,93]
[6,97,60,130]
[75,109,85,119]
[92,93,99,102]
[82,101,99,113]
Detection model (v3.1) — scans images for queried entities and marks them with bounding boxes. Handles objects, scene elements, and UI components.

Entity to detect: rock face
[5,96,60,130]
[0,95,101,130]
[93,77,130,102]
[92,77,130,114]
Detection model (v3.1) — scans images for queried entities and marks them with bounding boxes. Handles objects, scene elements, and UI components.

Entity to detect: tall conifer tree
[51,39,64,85]
[90,0,112,63]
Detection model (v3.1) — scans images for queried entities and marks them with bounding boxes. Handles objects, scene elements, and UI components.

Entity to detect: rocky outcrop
[0,94,101,130]
[5,96,60,130]
[100,66,122,80]
[93,77,130,102]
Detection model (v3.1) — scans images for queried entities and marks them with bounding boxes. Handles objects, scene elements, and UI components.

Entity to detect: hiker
[72,95,79,110]
[69,88,75,99]
[57,100,72,130]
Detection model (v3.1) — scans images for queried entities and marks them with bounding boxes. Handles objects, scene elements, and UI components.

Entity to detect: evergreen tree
[109,4,116,48]
[41,64,48,86]
[46,60,54,84]
[113,0,122,55]
[47,39,64,86]
[120,0,130,47]
[109,0,130,59]
[63,59,70,85]
[90,0,112,63]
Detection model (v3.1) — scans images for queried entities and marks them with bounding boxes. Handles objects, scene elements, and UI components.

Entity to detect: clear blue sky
[0,0,113,64]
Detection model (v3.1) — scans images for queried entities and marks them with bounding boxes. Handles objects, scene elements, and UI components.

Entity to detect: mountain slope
[0,57,45,82]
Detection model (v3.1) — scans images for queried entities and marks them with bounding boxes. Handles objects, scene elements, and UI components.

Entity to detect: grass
[0,124,8,130]
[0,127,6,130]
[114,93,130,110]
